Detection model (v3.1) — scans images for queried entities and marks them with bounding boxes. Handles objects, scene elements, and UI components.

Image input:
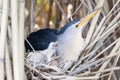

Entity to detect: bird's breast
[57,33,85,56]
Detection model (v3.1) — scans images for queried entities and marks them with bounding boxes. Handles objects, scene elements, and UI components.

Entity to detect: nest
[25,20,120,80]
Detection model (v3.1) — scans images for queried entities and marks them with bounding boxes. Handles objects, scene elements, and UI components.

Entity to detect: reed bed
[0,0,120,80]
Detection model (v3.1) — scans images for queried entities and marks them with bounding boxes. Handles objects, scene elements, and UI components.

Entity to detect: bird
[56,9,99,70]
[25,9,99,70]
[25,28,58,52]
[25,20,81,52]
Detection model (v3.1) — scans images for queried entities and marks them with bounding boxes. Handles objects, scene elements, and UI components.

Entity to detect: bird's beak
[76,9,100,28]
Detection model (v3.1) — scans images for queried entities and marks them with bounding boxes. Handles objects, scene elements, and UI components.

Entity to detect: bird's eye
[75,24,79,28]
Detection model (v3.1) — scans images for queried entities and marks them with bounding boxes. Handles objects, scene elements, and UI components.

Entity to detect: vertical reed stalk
[0,0,9,79]
[11,0,21,80]
[0,0,3,25]
[30,0,35,32]
[5,43,13,80]
[18,0,25,79]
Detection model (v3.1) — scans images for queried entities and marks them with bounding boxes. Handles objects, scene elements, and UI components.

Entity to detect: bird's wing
[25,29,58,51]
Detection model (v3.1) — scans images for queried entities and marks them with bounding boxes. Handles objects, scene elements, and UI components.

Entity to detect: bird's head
[75,9,100,29]
[58,9,100,35]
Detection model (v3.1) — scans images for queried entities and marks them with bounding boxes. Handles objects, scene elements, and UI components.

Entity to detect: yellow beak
[76,9,100,28]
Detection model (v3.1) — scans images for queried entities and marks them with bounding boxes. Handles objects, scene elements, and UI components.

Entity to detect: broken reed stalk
[0,0,9,79]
